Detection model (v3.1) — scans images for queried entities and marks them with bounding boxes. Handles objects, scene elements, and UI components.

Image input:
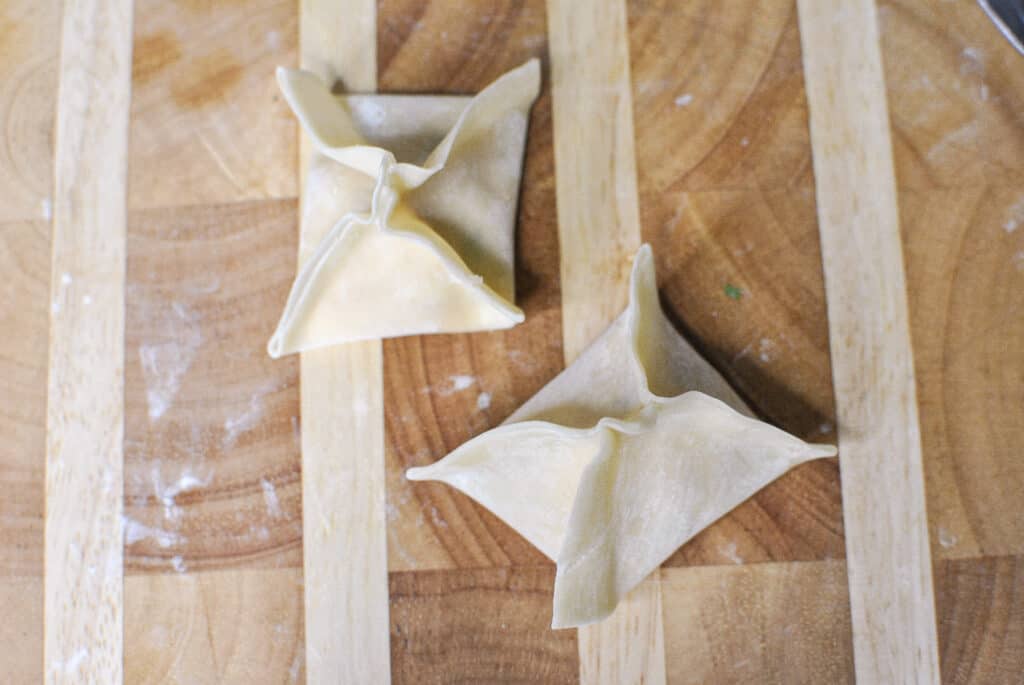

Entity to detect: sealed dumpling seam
[268,59,541,357]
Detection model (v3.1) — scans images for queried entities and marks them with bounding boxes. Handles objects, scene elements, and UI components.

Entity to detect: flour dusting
[123,515,182,548]
[476,392,492,410]
[1004,196,1024,233]
[261,478,283,518]
[223,393,267,449]
[937,526,958,549]
[720,541,743,565]
[139,302,203,421]
[152,466,210,521]
[674,93,694,107]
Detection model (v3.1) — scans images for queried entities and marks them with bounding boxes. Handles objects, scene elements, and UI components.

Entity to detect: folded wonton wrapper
[407,245,837,628]
[268,60,541,357]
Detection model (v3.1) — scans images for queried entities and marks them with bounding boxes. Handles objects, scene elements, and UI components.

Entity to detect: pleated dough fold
[407,245,837,628]
[268,60,541,357]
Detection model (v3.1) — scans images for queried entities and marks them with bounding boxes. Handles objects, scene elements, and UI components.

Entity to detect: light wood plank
[45,0,134,682]
[297,1,391,682]
[125,568,305,684]
[546,0,644,360]
[545,0,662,681]
[796,1,940,682]
[577,574,666,684]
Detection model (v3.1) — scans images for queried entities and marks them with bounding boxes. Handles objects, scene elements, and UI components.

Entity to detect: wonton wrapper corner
[268,60,541,358]
[407,245,837,628]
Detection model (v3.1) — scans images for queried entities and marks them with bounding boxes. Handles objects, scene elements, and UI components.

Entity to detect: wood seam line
[796,1,941,683]
[45,0,135,682]
[297,1,391,683]
[544,0,666,682]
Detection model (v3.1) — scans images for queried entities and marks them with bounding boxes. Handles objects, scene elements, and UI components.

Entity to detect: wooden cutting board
[2,0,1022,682]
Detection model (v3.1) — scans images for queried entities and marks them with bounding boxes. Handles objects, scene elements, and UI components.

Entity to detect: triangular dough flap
[507,243,749,428]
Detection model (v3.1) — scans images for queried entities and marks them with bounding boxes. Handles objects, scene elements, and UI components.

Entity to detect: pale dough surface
[407,246,837,628]
[268,60,540,357]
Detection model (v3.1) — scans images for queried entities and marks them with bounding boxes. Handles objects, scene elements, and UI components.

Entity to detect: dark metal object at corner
[979,0,1024,56]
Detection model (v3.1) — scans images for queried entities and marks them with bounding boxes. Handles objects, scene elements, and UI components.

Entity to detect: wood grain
[797,0,940,682]
[380,0,561,574]
[878,0,1024,562]
[128,0,298,210]
[46,0,134,681]
[0,0,60,224]
[125,568,305,684]
[660,555,1024,685]
[879,0,1024,190]
[0,219,48,685]
[0,220,49,579]
[545,0,662,681]
[630,0,815,194]
[297,1,391,682]
[936,555,1024,685]
[123,200,302,574]
[388,566,578,683]
[900,187,1024,562]
[0,5,59,684]
[661,561,854,684]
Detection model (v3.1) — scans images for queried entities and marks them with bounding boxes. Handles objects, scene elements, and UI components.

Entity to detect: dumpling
[408,245,837,628]
[268,60,540,357]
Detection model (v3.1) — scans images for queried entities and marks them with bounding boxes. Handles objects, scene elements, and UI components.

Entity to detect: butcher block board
[2,0,1023,682]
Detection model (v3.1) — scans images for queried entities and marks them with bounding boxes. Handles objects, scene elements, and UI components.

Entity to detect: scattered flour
[123,515,182,548]
[674,93,694,107]
[170,556,186,573]
[261,478,283,518]
[288,652,304,683]
[139,302,203,421]
[960,47,986,76]
[152,466,210,521]
[1004,196,1024,233]
[223,394,266,449]
[424,374,478,396]
[937,526,958,549]
[476,392,492,411]
[720,541,744,565]
[54,648,89,676]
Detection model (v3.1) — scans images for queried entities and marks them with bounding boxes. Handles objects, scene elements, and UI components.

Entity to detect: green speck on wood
[724,283,743,301]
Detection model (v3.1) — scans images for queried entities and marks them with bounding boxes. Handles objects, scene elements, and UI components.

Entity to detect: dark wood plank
[389,566,578,684]
[129,0,298,210]
[880,0,1024,190]
[124,199,303,573]
[879,0,1024,561]
[937,555,1024,685]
